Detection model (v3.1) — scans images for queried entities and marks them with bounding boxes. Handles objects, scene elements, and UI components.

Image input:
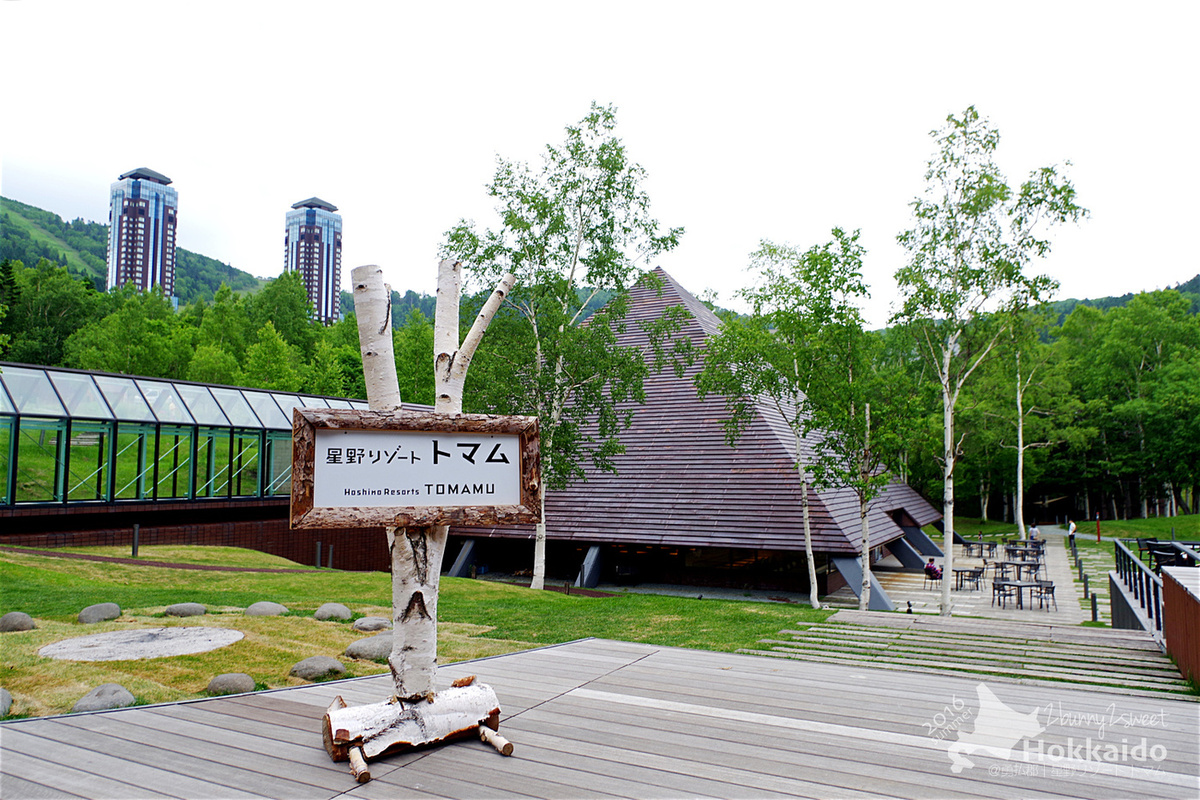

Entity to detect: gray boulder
[245,601,289,617]
[207,673,255,696]
[72,683,135,713]
[0,612,36,632]
[78,603,121,624]
[289,656,345,681]
[165,602,207,617]
[314,602,352,621]
[352,616,391,632]
[1,687,12,716]
[344,633,393,661]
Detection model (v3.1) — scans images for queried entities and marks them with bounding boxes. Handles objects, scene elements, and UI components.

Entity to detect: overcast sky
[3,1,1197,326]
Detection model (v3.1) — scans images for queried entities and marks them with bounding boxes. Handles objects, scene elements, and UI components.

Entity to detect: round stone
[39,627,244,661]
[245,602,289,617]
[78,603,121,624]
[164,603,207,617]
[344,632,393,661]
[289,656,345,681]
[207,673,256,695]
[0,612,36,632]
[314,602,352,621]
[352,616,391,632]
[72,683,135,713]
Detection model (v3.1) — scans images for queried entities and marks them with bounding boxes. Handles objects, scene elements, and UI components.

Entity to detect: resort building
[447,269,943,607]
[106,168,178,303]
[284,198,343,324]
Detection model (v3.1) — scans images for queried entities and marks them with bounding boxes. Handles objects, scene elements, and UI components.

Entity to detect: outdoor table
[1003,580,1040,609]
[1005,545,1041,560]
[963,541,983,558]
[953,567,982,590]
[998,560,1041,580]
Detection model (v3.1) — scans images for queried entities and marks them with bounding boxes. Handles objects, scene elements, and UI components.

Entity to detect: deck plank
[2,639,1196,800]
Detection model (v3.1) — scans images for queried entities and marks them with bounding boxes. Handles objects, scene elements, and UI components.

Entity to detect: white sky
[3,1,1197,327]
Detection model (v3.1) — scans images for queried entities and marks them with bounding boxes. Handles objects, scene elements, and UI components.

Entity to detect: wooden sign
[291,408,540,529]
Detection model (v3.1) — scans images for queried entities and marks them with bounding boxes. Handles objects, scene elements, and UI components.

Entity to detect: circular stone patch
[39,627,244,662]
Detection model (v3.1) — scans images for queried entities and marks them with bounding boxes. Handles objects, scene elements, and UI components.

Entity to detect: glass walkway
[0,363,369,507]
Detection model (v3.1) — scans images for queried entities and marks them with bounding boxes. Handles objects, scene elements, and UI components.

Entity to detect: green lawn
[0,546,832,718]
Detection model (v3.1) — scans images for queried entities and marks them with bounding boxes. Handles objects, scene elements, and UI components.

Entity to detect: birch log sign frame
[291,408,541,529]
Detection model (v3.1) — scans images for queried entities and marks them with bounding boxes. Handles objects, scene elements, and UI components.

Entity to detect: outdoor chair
[1150,546,1181,574]
[964,567,984,591]
[992,580,1017,608]
[1033,580,1057,611]
[924,567,943,590]
[1136,538,1158,563]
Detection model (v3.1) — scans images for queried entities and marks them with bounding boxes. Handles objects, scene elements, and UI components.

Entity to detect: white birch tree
[893,106,1086,615]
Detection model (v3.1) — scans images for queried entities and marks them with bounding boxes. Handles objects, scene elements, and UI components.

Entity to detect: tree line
[2,105,1198,606]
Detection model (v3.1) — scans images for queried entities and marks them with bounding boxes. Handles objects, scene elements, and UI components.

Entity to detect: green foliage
[64,286,194,378]
[5,258,108,366]
[247,270,319,360]
[242,321,302,391]
[393,308,434,406]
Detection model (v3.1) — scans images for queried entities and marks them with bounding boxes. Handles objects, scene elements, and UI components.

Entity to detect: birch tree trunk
[941,355,955,617]
[1015,350,1027,541]
[858,403,872,612]
[352,261,513,701]
[795,430,820,610]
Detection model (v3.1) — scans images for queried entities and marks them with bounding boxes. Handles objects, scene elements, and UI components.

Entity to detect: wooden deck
[2,638,1197,799]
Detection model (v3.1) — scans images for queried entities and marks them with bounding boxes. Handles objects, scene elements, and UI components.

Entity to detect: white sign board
[313,429,521,508]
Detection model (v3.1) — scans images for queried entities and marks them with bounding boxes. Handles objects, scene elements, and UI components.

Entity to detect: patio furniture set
[927,536,1057,611]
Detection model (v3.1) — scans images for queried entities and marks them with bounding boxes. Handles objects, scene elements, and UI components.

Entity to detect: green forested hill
[1,196,261,303]
[1049,275,1200,318]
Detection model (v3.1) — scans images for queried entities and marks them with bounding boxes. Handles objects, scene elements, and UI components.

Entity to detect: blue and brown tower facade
[284,197,342,324]
[106,167,178,302]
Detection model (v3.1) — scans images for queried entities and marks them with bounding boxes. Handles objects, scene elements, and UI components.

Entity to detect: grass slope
[0,546,830,718]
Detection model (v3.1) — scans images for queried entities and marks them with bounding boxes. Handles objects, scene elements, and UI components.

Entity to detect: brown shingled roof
[462,267,939,555]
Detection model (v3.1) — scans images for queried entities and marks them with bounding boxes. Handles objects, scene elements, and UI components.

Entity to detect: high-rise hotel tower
[107,168,178,302]
[284,197,342,324]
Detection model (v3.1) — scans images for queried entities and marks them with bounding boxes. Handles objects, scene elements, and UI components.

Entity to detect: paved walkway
[825,533,1087,623]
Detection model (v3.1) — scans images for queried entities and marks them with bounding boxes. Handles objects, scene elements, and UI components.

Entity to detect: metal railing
[1113,539,1163,633]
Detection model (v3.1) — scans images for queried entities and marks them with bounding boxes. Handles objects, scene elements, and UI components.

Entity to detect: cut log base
[323,683,502,763]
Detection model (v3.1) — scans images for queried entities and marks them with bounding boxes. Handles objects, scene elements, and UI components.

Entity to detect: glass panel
[95,376,155,422]
[0,416,13,504]
[323,398,353,409]
[244,391,290,430]
[15,417,65,502]
[349,400,370,410]
[49,372,113,419]
[194,427,231,498]
[155,426,194,500]
[136,380,194,424]
[176,385,229,426]
[265,431,292,495]
[300,395,332,409]
[230,431,262,496]
[2,367,66,416]
[113,424,155,500]
[0,378,15,414]
[271,393,317,420]
[210,388,263,428]
[66,421,113,501]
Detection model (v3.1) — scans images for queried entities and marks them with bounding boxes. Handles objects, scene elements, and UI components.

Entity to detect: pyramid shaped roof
[470,267,939,554]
